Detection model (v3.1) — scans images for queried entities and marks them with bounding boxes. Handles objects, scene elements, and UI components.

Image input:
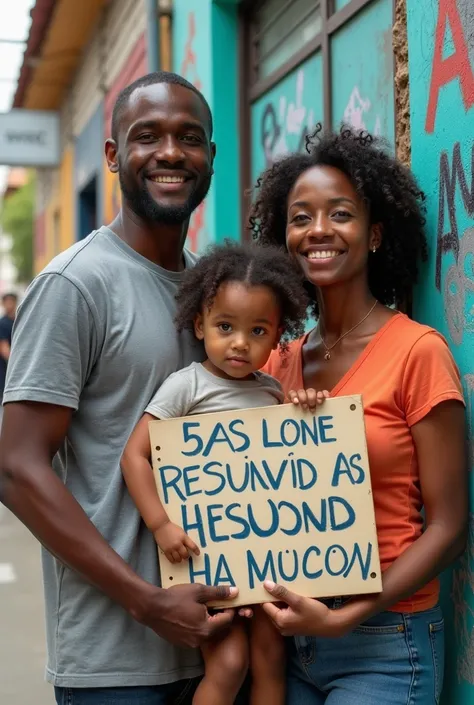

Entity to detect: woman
[250,126,468,704]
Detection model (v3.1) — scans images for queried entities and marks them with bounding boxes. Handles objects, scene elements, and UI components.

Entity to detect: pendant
[324,351,331,361]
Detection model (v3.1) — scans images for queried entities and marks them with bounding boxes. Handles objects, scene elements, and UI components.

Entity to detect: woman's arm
[262,399,468,637]
[121,413,199,563]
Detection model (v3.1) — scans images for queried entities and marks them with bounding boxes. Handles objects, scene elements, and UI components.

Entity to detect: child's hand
[154,522,200,564]
[289,388,330,411]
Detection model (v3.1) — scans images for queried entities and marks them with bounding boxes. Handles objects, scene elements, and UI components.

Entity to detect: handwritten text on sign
[149,395,381,606]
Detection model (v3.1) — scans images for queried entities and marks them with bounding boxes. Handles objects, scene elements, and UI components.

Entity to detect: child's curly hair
[249,124,427,314]
[175,241,309,344]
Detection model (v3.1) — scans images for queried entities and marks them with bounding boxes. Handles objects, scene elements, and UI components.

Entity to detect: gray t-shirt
[145,362,283,419]
[4,226,207,688]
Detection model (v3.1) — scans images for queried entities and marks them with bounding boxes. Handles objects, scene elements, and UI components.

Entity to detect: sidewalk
[0,503,51,704]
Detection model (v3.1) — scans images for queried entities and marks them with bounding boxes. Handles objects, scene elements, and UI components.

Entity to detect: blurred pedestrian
[0,72,237,705]
[0,292,17,423]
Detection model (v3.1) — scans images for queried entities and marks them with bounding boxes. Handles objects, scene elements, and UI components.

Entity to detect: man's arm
[0,401,147,612]
[0,339,10,361]
[0,400,237,647]
[0,271,236,647]
[0,318,11,361]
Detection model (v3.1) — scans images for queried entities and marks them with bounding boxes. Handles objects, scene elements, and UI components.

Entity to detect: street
[0,503,51,704]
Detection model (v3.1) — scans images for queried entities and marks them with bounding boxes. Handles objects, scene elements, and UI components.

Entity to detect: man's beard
[119,171,212,225]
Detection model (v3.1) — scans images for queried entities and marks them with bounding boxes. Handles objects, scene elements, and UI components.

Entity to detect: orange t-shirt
[264,313,464,613]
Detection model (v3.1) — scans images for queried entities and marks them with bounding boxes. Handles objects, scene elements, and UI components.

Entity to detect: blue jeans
[54,678,199,705]
[287,604,444,705]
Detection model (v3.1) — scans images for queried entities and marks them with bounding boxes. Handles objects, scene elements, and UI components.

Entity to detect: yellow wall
[34,146,75,274]
[44,187,59,266]
[34,250,48,276]
[59,146,75,252]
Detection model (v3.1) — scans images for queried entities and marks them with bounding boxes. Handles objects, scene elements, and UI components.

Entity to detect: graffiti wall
[250,53,324,185]
[250,0,394,186]
[331,0,394,140]
[407,0,474,701]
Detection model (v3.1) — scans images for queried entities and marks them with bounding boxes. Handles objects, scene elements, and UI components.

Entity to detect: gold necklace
[320,300,378,361]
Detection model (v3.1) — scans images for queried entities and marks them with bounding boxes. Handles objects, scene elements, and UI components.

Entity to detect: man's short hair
[2,292,17,302]
[111,71,213,143]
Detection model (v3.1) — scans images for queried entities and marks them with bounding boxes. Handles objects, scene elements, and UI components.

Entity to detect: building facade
[14,0,474,701]
[14,0,171,273]
[19,0,396,269]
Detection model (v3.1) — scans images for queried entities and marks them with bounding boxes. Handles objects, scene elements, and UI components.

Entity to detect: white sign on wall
[0,110,60,167]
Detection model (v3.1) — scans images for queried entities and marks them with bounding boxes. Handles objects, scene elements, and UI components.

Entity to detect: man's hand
[138,583,238,648]
[154,522,200,563]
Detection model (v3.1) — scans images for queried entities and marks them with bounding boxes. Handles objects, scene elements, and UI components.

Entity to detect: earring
[372,246,377,253]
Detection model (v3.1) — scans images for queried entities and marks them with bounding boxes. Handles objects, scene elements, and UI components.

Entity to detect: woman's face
[286,165,380,290]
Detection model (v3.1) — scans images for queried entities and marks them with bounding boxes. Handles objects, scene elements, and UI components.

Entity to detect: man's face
[109,83,215,225]
[3,296,17,318]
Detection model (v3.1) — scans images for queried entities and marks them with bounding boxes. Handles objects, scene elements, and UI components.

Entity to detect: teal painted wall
[334,0,352,10]
[407,0,474,701]
[211,2,240,243]
[172,0,240,251]
[331,0,394,140]
[250,53,324,185]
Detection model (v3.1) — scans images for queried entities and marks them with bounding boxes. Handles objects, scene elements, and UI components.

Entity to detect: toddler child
[122,241,320,705]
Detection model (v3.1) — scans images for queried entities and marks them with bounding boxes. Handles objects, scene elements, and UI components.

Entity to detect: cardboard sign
[149,395,382,607]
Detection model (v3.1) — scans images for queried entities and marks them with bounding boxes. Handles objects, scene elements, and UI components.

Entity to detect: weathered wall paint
[103,33,147,225]
[331,0,394,140]
[173,0,240,251]
[250,53,324,185]
[407,1,474,702]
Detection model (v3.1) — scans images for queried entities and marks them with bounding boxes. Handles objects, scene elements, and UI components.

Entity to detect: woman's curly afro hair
[175,240,309,345]
[249,124,427,312]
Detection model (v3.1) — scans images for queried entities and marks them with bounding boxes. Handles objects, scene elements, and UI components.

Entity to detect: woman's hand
[289,388,330,411]
[261,581,352,638]
[154,522,200,563]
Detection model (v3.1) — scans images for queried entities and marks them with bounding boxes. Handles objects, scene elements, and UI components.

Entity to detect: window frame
[238,0,396,238]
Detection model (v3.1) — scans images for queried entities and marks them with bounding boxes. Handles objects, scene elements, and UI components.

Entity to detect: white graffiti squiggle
[343,86,382,135]
[261,69,315,167]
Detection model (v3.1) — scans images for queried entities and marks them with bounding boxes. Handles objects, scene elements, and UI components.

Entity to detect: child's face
[194,281,282,380]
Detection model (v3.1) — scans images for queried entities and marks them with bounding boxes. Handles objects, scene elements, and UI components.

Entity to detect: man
[0,73,237,705]
[0,292,17,407]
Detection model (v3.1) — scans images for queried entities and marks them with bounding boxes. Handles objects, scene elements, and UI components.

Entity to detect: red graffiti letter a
[425,0,474,133]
